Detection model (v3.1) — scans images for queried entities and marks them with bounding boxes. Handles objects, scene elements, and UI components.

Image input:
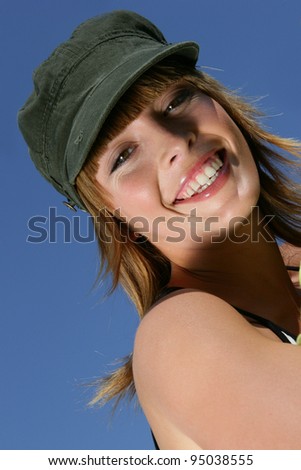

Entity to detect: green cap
[18,10,199,211]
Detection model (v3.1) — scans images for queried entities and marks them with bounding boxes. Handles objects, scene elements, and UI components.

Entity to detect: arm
[133,290,301,449]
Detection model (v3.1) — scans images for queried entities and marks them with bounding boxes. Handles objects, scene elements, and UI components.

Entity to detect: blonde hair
[76,57,301,407]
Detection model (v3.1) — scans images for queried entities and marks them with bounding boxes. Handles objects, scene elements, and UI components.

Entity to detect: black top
[151,282,298,450]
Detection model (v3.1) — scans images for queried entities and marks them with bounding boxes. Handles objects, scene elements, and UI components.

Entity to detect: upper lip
[173,147,224,203]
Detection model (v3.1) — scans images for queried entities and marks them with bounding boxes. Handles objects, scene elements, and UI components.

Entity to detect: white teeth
[196,173,209,186]
[189,180,200,191]
[186,186,195,196]
[211,160,220,171]
[216,157,223,167]
[204,165,216,178]
[177,153,224,201]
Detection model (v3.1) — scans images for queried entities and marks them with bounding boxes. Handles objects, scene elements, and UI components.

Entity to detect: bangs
[89,56,199,159]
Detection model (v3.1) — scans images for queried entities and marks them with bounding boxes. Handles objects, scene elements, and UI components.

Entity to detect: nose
[160,128,197,170]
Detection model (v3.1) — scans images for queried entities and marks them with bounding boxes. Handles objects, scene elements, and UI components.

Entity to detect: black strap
[286,265,299,272]
[156,286,182,299]
[151,431,160,450]
[233,307,296,343]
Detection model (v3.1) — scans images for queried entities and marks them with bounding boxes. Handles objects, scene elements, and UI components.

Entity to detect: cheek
[212,102,260,182]
[230,127,260,196]
[111,176,158,223]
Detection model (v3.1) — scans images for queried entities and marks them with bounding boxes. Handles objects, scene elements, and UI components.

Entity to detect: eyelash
[111,146,135,173]
[163,88,194,116]
[110,88,195,173]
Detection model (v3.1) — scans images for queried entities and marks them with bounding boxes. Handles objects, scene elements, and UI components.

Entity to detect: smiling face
[95,82,260,262]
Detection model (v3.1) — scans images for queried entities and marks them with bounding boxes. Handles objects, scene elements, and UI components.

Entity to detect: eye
[111,147,135,173]
[163,88,194,116]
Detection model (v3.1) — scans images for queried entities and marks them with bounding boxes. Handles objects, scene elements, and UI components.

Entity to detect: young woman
[18,10,301,449]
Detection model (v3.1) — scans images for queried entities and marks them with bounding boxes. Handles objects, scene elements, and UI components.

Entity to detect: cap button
[62,199,77,211]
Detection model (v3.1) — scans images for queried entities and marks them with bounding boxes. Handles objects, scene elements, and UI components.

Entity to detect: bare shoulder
[133,289,255,366]
[133,289,301,449]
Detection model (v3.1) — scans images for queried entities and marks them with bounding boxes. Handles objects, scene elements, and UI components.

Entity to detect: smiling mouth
[174,149,226,203]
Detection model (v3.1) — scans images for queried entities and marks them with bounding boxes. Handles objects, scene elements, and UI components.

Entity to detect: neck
[168,210,300,334]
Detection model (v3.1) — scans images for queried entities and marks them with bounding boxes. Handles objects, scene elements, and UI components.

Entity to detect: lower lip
[174,152,230,205]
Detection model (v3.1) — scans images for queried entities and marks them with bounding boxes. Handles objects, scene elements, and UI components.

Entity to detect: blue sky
[1,0,301,450]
